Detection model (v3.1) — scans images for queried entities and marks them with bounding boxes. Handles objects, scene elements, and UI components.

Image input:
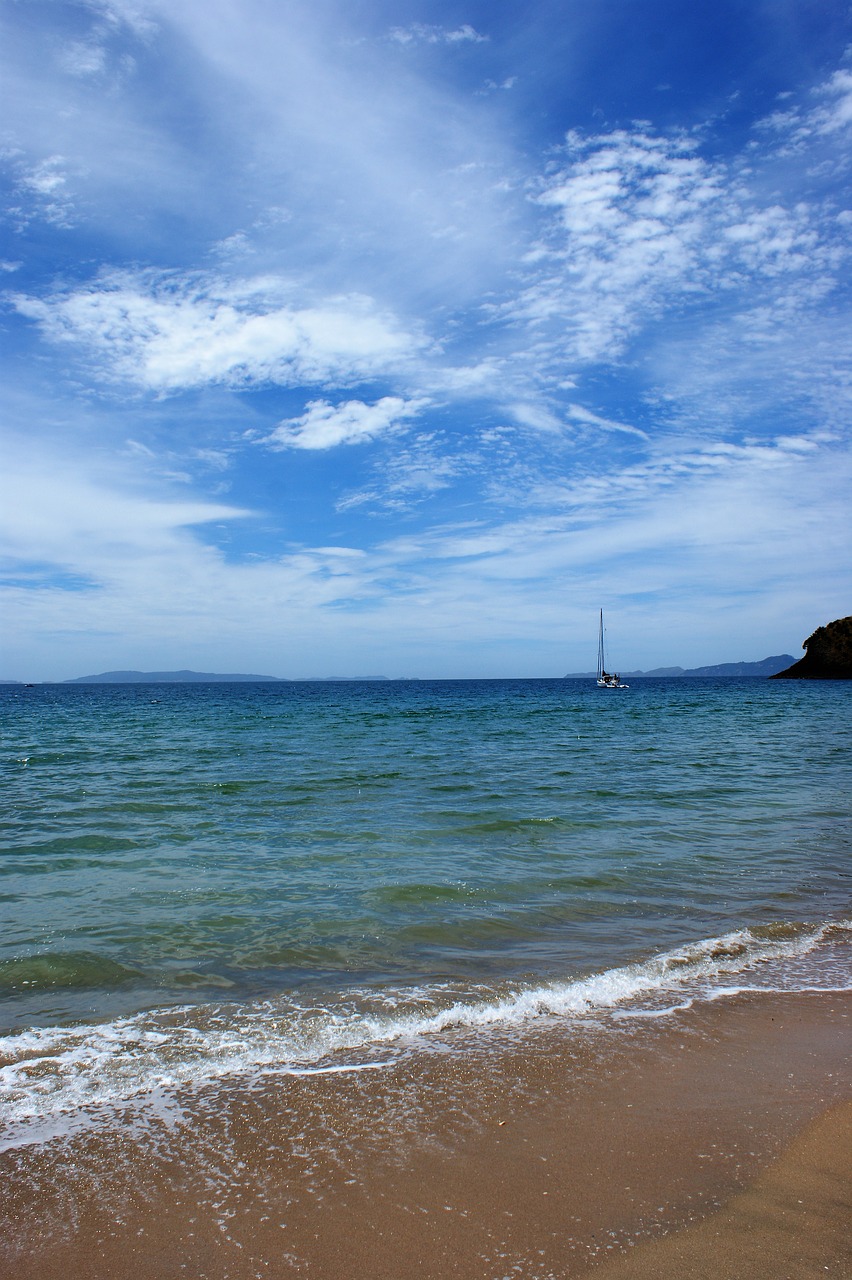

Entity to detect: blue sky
[2,0,851,679]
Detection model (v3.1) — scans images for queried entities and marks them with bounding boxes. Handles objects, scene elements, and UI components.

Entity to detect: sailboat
[596,610,629,688]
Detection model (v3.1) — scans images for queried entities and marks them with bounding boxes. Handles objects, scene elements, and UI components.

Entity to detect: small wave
[0,951,143,994]
[455,816,566,834]
[370,882,480,907]
[0,919,848,1147]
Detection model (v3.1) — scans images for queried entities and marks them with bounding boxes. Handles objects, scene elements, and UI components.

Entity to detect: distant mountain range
[564,655,796,679]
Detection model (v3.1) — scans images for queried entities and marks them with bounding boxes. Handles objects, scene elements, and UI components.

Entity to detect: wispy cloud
[9,154,76,228]
[761,64,852,147]
[566,405,649,440]
[0,433,250,589]
[506,125,843,369]
[57,39,110,78]
[265,397,427,450]
[85,1,159,41]
[389,24,487,46]
[336,432,472,513]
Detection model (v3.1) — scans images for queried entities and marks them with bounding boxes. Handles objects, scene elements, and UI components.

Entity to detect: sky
[1,0,851,680]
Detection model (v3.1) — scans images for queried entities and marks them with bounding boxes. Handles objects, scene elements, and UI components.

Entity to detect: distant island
[564,655,795,679]
[771,615,852,679]
[61,670,392,683]
[64,669,286,683]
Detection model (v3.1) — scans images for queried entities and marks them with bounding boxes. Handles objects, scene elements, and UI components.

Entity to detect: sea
[1,676,850,1159]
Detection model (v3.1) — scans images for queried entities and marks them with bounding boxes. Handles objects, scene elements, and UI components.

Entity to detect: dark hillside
[771,616,852,679]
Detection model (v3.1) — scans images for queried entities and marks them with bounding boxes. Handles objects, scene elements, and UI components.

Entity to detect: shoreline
[0,987,849,1278]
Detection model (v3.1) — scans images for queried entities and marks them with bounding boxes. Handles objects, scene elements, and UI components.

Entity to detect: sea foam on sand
[0,986,849,1280]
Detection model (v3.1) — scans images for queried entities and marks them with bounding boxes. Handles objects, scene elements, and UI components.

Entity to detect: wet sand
[0,990,849,1279]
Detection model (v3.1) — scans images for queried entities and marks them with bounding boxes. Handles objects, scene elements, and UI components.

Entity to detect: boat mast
[597,609,606,680]
[596,608,628,688]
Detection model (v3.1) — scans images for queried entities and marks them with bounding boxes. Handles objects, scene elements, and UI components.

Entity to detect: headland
[772,614,852,679]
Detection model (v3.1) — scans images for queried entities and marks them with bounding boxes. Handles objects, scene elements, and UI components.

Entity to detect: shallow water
[1,677,850,1140]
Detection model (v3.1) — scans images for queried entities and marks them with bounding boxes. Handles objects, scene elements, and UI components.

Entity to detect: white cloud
[375,433,852,598]
[643,300,852,443]
[0,441,249,574]
[265,396,427,450]
[820,68,852,132]
[57,40,109,77]
[509,403,564,432]
[89,1,159,40]
[523,431,839,514]
[389,24,487,46]
[12,155,76,228]
[504,125,844,368]
[336,433,471,511]
[20,155,68,196]
[13,273,425,392]
[481,77,517,93]
[567,404,649,440]
[761,66,852,145]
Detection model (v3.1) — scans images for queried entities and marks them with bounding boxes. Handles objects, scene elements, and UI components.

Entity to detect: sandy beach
[1,988,848,1280]
[593,1099,851,1279]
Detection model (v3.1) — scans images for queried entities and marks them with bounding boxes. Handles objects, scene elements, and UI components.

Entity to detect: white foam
[611,1000,697,1020]
[704,983,852,1002]
[281,1061,395,1077]
[1,919,849,1148]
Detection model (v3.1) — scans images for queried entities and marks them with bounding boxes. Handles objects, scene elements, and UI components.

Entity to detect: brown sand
[592,1100,852,1279]
[0,990,849,1279]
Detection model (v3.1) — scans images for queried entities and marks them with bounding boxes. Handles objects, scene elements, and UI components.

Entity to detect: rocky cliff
[771,615,852,679]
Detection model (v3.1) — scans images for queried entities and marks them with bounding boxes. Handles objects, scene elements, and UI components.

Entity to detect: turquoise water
[1,678,850,1136]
